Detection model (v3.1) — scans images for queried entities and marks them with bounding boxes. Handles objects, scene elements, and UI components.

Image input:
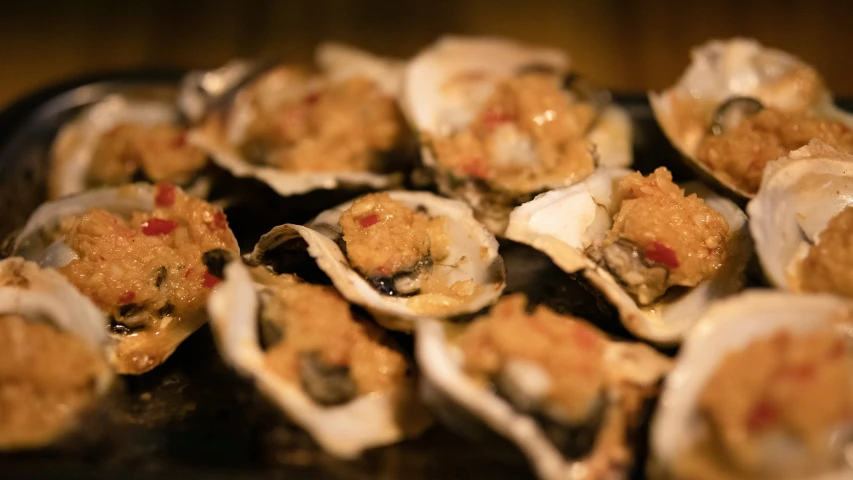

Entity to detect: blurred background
[1,0,851,108]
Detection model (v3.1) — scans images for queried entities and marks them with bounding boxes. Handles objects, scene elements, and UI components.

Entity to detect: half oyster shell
[9,183,239,374]
[207,257,430,458]
[748,140,853,297]
[403,36,633,233]
[246,190,506,331]
[506,167,751,344]
[49,94,210,200]
[185,43,411,197]
[417,295,672,480]
[650,37,853,199]
[0,257,113,450]
[649,290,853,479]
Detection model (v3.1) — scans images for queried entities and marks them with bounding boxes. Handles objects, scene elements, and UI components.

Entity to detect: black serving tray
[2,73,847,480]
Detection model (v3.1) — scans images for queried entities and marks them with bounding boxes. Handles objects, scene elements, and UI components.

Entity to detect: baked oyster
[417,294,672,480]
[403,36,633,233]
[506,166,751,344]
[651,37,853,198]
[649,290,853,479]
[748,140,853,298]
[0,257,113,450]
[207,253,430,458]
[246,191,506,331]
[185,43,412,197]
[9,183,239,374]
[49,94,210,200]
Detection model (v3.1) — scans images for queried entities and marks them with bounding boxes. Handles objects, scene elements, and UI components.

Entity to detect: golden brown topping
[339,193,448,277]
[697,108,853,193]
[89,123,207,187]
[240,67,404,172]
[256,272,407,397]
[457,295,607,423]
[431,73,596,192]
[605,167,729,289]
[800,206,853,297]
[57,185,238,335]
[0,314,108,449]
[688,329,853,477]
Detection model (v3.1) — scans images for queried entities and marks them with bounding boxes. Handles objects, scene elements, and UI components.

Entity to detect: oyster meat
[650,290,853,479]
[417,294,672,480]
[651,37,853,198]
[403,36,633,233]
[207,256,430,458]
[186,43,412,197]
[506,166,751,344]
[246,190,506,331]
[49,94,210,200]
[9,183,239,374]
[0,257,113,450]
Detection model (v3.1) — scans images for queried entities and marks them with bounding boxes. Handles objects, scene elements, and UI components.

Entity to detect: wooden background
[1,0,851,108]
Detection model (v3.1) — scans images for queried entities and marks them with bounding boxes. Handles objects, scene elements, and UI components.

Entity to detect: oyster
[650,37,853,199]
[748,140,853,299]
[9,183,239,374]
[245,191,506,331]
[0,257,113,450]
[207,255,430,458]
[185,43,412,197]
[649,290,853,479]
[403,36,633,233]
[417,294,672,480]
[49,94,210,200]
[506,167,751,344]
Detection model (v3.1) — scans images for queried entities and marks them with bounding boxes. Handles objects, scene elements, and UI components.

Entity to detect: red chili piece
[461,157,488,178]
[142,218,178,236]
[155,183,176,207]
[481,109,512,125]
[212,211,228,231]
[359,214,379,228]
[202,269,220,288]
[746,401,779,432]
[304,92,322,105]
[644,241,680,269]
[118,291,136,304]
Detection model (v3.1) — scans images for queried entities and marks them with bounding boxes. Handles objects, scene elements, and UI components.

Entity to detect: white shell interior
[49,96,178,200]
[253,191,505,330]
[188,43,405,197]
[650,289,853,477]
[207,260,416,458]
[506,168,751,344]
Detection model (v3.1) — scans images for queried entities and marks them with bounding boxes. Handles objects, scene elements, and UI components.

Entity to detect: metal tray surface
[2,73,843,480]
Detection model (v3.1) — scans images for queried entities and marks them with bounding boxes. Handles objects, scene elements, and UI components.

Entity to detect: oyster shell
[417,295,672,480]
[0,257,113,449]
[9,183,239,374]
[246,190,506,331]
[49,94,210,200]
[207,257,430,458]
[650,37,853,199]
[748,140,853,295]
[649,290,853,479]
[403,36,633,233]
[505,168,751,344]
[185,43,410,197]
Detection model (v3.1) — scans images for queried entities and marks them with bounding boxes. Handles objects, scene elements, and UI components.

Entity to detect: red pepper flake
[99,255,105,261]
[746,401,779,432]
[172,132,187,149]
[644,241,680,269]
[211,210,228,231]
[777,363,817,382]
[359,214,379,228]
[141,218,178,236]
[155,183,176,207]
[202,269,220,288]
[481,109,512,125]
[184,267,194,279]
[461,157,489,178]
[304,92,322,105]
[118,291,136,304]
